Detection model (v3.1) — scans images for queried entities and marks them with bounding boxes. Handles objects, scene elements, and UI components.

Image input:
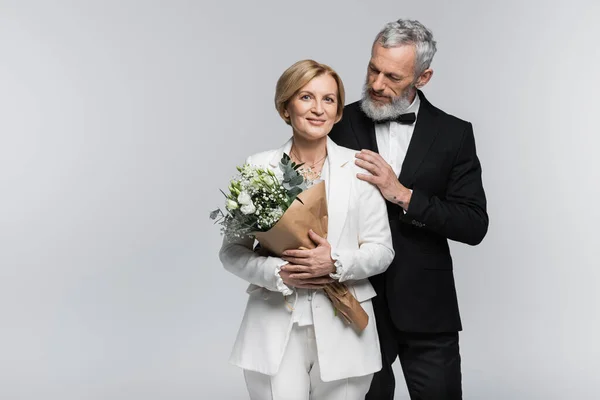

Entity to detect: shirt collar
[405,91,421,115]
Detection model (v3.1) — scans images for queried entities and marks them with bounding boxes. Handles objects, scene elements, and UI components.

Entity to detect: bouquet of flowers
[210,154,311,240]
[211,153,368,332]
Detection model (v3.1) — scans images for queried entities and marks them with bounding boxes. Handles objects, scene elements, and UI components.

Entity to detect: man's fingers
[355,159,379,175]
[357,173,378,184]
[357,150,395,175]
[356,150,384,167]
[358,149,384,160]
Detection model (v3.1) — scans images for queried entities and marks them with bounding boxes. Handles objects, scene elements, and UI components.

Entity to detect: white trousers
[243,324,373,400]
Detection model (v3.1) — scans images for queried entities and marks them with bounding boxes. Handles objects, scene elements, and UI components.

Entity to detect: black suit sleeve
[407,123,488,245]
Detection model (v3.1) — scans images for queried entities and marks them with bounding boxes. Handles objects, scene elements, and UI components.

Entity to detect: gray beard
[360,84,414,122]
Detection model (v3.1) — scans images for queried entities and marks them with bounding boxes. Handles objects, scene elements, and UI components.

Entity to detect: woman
[219,59,394,400]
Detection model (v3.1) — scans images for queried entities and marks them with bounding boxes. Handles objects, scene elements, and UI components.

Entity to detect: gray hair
[374,19,437,78]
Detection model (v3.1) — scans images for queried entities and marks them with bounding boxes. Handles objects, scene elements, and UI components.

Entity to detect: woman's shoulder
[244,148,279,166]
[328,139,357,166]
[331,143,378,195]
[334,143,357,159]
[330,142,364,175]
[244,138,291,166]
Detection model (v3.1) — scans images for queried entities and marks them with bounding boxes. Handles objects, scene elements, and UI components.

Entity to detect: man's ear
[415,68,433,88]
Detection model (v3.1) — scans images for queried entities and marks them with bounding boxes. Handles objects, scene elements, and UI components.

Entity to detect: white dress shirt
[375,94,421,177]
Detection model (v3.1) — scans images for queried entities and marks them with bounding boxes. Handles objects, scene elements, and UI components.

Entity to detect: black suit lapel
[350,104,379,152]
[399,91,440,187]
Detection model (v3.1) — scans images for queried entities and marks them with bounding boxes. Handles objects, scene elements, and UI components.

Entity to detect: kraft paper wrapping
[254,181,369,332]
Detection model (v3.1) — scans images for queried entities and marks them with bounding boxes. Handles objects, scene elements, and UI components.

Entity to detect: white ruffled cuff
[274,260,294,296]
[329,248,345,280]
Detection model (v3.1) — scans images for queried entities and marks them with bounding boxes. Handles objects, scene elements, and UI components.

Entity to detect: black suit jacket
[329,91,488,332]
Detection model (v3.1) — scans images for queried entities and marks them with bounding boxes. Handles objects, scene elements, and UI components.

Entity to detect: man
[329,19,488,399]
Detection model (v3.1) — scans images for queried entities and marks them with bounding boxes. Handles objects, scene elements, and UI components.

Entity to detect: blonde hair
[275,59,345,125]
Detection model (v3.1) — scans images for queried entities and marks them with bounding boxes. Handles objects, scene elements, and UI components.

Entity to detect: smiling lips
[306,118,326,126]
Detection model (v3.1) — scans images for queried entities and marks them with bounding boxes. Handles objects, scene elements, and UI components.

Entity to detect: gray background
[1,0,599,399]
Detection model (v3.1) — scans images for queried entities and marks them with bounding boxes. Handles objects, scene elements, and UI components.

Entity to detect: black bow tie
[378,112,416,125]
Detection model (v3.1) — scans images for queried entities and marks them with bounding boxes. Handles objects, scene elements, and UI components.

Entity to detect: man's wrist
[391,185,412,210]
[403,189,413,211]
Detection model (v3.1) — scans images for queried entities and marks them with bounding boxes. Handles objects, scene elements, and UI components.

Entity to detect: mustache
[366,87,390,99]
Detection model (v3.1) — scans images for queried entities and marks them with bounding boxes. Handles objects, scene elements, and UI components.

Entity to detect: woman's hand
[279,269,334,289]
[279,230,337,286]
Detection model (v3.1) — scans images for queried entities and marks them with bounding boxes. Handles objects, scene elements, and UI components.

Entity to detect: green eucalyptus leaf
[283,169,295,180]
[209,209,221,220]
[288,187,302,198]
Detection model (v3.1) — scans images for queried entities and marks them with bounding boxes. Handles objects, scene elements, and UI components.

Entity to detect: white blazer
[219,137,394,382]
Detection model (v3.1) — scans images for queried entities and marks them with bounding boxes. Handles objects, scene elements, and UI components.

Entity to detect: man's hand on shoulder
[355,149,412,210]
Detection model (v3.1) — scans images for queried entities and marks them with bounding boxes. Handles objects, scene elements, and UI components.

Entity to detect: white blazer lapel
[268,138,293,169]
[324,137,353,248]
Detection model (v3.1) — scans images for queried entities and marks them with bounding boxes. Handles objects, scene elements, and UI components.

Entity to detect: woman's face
[285,74,339,142]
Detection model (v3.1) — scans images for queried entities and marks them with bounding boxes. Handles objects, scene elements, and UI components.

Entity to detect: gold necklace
[290,147,327,181]
[290,147,327,169]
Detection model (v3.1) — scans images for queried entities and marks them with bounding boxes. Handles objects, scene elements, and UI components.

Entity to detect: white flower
[262,176,274,186]
[226,200,238,210]
[249,176,261,189]
[237,191,251,205]
[242,164,254,175]
[240,202,256,215]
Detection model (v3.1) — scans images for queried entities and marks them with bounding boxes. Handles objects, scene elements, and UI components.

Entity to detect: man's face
[360,43,421,121]
[366,43,417,104]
